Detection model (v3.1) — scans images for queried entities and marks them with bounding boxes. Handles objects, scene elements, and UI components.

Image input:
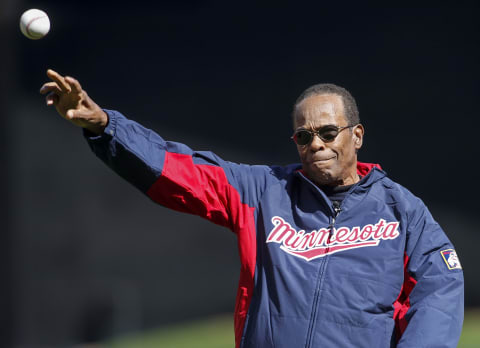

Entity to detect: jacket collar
[295,161,386,189]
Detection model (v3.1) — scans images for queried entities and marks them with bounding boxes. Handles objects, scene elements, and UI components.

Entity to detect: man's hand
[40,69,108,135]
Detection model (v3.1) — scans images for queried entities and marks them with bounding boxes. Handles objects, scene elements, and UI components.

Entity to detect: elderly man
[40,69,464,348]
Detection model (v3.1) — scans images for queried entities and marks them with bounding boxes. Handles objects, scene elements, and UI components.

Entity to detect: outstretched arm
[39,69,108,135]
[39,70,270,229]
[40,71,265,344]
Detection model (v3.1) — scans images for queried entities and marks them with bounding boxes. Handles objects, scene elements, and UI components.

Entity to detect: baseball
[20,9,50,40]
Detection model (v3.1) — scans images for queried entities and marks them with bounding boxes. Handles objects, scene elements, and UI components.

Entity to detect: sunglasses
[291,125,354,146]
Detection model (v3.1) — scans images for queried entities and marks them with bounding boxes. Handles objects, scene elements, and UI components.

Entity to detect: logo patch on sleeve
[440,249,462,270]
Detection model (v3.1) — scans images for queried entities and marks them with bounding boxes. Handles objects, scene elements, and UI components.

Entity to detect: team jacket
[84,110,464,348]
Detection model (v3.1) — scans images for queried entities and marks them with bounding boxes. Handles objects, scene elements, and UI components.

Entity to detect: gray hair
[293,83,360,126]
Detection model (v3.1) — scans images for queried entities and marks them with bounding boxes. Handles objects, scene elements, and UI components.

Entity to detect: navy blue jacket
[85,110,464,348]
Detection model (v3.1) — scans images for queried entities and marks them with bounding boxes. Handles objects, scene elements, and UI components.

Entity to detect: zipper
[305,203,341,348]
[300,179,363,347]
[298,170,377,348]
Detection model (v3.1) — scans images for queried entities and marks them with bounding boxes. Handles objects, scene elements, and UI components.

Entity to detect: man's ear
[353,124,364,150]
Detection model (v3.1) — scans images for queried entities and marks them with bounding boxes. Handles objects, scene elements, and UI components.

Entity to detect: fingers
[45,92,58,106]
[66,109,75,119]
[65,76,82,94]
[66,108,90,121]
[39,82,62,95]
[46,69,71,93]
[42,69,100,128]
[42,70,84,97]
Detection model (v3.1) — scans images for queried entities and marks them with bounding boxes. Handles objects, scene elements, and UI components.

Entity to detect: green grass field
[108,314,233,348]
[108,309,480,348]
[459,309,480,348]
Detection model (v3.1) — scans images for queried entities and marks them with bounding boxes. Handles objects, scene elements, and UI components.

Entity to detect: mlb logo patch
[440,249,462,270]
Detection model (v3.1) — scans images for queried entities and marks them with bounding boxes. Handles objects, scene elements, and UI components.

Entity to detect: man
[40,69,464,347]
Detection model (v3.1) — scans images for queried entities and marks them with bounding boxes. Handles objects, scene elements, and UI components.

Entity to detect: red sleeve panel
[393,253,417,342]
[146,152,257,348]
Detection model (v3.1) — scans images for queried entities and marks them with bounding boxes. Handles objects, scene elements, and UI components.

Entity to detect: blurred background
[1,1,479,347]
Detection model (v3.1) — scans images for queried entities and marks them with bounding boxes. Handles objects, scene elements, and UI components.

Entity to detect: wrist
[85,110,109,135]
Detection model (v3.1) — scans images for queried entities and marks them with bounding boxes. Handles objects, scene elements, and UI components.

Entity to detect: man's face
[293,93,364,186]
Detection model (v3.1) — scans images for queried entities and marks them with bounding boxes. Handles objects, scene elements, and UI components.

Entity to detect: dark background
[1,1,479,346]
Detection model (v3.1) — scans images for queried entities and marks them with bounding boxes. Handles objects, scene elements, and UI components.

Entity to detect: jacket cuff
[82,109,118,141]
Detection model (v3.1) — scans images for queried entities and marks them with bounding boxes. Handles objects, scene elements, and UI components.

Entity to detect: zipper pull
[332,201,342,218]
[330,201,342,228]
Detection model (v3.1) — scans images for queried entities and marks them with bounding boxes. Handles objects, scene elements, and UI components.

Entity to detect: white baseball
[20,9,50,40]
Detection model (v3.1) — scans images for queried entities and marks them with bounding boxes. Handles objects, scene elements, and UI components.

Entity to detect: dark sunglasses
[291,125,354,146]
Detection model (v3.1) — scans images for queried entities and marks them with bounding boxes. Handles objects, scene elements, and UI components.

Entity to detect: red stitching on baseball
[26,15,46,38]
